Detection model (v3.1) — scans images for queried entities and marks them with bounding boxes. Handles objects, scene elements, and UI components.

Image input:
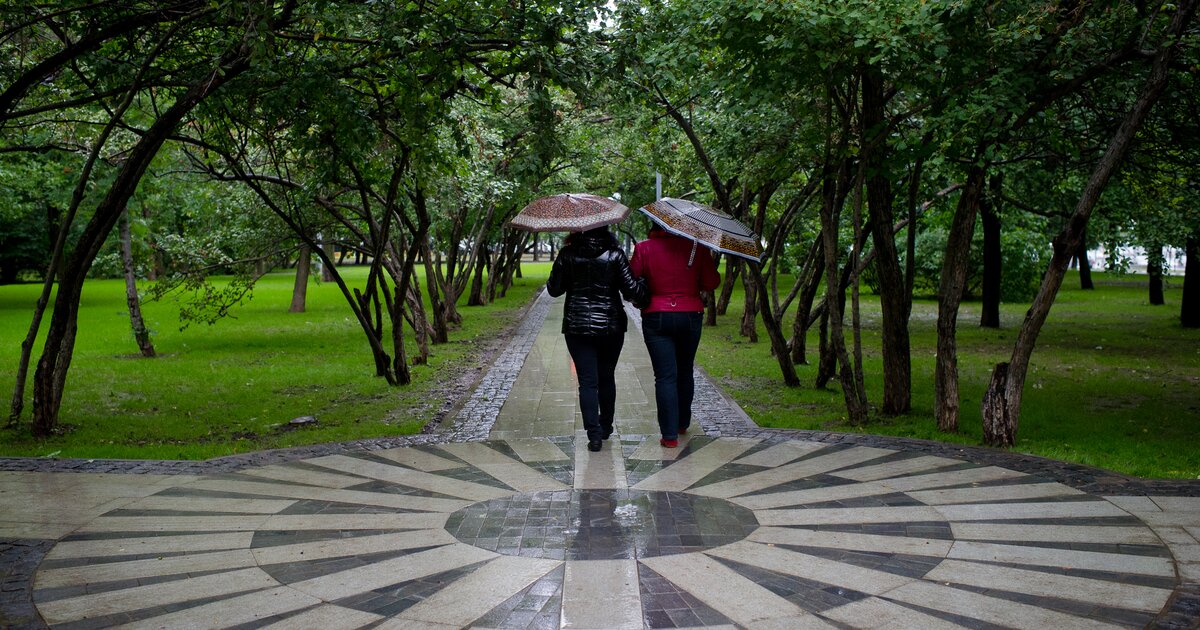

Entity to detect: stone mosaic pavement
[2,291,1199,629]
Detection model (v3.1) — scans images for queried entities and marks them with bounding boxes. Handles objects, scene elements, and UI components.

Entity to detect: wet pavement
[1,291,1199,629]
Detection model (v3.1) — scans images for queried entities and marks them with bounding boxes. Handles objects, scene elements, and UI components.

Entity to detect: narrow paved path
[2,290,1198,629]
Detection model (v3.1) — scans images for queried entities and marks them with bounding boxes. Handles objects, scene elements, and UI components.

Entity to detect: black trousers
[564,333,625,441]
[641,311,702,440]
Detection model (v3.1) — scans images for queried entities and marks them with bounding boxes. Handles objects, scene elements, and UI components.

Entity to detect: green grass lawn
[0,265,547,460]
[697,272,1200,479]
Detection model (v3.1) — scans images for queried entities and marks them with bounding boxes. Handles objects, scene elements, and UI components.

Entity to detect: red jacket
[630,231,721,313]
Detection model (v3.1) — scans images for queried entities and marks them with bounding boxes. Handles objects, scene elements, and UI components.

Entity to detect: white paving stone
[706,541,914,595]
[122,495,297,514]
[395,555,560,627]
[756,505,943,526]
[114,585,319,630]
[627,433,695,461]
[505,438,570,462]
[934,500,1129,521]
[1150,496,1200,512]
[734,466,1027,510]
[374,447,464,471]
[829,455,963,482]
[948,541,1175,576]
[183,478,471,512]
[36,567,279,625]
[290,543,496,601]
[748,527,953,557]
[639,553,836,629]
[926,559,1172,612]
[35,549,257,589]
[908,481,1082,505]
[573,439,627,489]
[252,530,458,565]
[561,559,642,629]
[1102,495,1162,513]
[438,443,568,493]
[632,438,759,491]
[304,454,512,501]
[690,447,895,498]
[45,532,254,560]
[884,581,1127,630]
[949,523,1161,545]
[239,465,368,488]
[821,597,969,629]
[258,605,383,630]
[732,441,826,468]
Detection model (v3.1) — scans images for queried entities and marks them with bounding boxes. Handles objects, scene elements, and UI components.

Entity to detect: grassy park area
[1,263,1197,479]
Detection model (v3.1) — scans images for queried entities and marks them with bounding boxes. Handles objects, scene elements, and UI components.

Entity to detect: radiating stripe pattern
[33,437,1176,629]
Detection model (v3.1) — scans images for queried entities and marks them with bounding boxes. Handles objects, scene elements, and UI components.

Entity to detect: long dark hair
[566,226,618,250]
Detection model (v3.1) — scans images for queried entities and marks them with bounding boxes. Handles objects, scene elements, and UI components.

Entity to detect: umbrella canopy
[638,197,762,263]
[507,193,630,233]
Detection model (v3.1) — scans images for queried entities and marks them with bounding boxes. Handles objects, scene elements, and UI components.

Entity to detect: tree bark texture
[740,268,759,342]
[119,210,155,357]
[1075,228,1095,290]
[1183,235,1199,328]
[862,65,911,416]
[290,245,311,313]
[749,265,800,386]
[981,0,1194,447]
[980,175,1002,329]
[934,166,987,433]
[1148,245,1165,305]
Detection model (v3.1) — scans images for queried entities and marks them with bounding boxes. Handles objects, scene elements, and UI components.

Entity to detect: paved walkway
[2,291,1199,629]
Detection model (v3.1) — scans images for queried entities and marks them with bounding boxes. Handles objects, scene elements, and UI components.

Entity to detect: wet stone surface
[445,489,760,561]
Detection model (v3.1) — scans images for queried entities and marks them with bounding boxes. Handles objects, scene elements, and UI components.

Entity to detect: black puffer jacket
[547,229,647,336]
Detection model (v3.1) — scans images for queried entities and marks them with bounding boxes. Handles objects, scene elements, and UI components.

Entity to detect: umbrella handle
[688,240,697,267]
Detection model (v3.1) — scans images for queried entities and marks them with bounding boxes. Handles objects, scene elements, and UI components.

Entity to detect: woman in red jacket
[630,224,721,448]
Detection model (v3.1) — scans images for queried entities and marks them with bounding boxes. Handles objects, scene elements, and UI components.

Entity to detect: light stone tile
[734,466,1028,509]
[290,543,497,601]
[821,597,969,630]
[626,433,695,461]
[260,513,448,531]
[1181,562,1200,581]
[689,447,894,498]
[258,605,383,630]
[705,541,914,595]
[122,496,297,514]
[0,521,84,539]
[884,581,1127,630]
[505,438,570,462]
[78,515,271,533]
[114,585,320,630]
[46,532,254,560]
[949,523,1160,545]
[184,478,472,512]
[396,556,561,627]
[748,526,953,557]
[756,506,943,527]
[304,455,512,501]
[1150,496,1200,512]
[438,443,568,493]
[240,465,368,488]
[1103,495,1161,513]
[562,559,642,630]
[829,455,964,482]
[639,553,835,629]
[1150,526,1199,546]
[1184,526,1200,541]
[1138,511,1200,527]
[374,620,459,630]
[935,500,1129,521]
[574,438,627,490]
[1169,543,1200,563]
[732,441,827,468]
[948,541,1175,576]
[908,482,1082,505]
[252,529,458,565]
[374,447,464,471]
[36,567,279,625]
[35,549,257,589]
[633,438,759,492]
[926,559,1172,612]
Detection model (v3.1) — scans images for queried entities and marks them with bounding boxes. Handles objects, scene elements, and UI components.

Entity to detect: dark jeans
[564,333,625,441]
[642,311,702,440]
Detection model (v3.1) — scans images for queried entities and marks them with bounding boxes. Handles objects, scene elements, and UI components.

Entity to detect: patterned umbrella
[638,197,762,263]
[507,193,630,233]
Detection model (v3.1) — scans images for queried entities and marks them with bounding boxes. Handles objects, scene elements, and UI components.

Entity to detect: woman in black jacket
[547,226,647,452]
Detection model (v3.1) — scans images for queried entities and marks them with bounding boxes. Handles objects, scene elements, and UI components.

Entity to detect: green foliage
[903,219,1050,302]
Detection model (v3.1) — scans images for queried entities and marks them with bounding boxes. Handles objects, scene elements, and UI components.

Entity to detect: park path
[1,289,1199,629]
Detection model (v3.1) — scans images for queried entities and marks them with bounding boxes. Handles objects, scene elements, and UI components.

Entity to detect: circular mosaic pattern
[30,438,1181,629]
[445,489,759,560]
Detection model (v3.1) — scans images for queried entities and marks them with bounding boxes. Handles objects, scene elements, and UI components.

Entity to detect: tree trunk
[981,0,1193,446]
[980,175,1002,328]
[749,265,800,386]
[862,65,911,416]
[467,244,488,306]
[119,210,155,357]
[1148,245,1165,305]
[816,307,835,389]
[1183,235,1199,327]
[422,238,449,343]
[717,258,740,316]
[789,237,825,365]
[934,166,987,433]
[290,245,311,313]
[740,266,759,341]
[1075,228,1095,290]
[31,53,251,436]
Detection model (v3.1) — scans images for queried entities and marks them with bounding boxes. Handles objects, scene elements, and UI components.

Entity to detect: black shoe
[601,426,613,440]
[587,440,602,452]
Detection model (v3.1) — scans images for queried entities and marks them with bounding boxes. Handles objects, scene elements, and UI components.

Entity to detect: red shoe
[660,438,678,448]
[679,427,688,435]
